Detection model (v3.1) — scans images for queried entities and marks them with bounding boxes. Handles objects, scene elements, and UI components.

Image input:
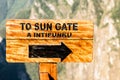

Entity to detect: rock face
[0,0,120,80]
[31,0,120,80]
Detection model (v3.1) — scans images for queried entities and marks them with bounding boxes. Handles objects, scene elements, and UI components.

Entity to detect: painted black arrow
[29,42,72,61]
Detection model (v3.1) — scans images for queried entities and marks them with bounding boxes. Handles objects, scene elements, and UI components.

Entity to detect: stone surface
[0,0,120,80]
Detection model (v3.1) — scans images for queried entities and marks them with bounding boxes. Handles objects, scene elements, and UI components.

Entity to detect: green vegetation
[93,0,103,26]
[112,0,120,44]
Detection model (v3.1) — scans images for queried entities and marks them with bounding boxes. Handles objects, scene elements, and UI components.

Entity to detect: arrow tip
[60,42,72,61]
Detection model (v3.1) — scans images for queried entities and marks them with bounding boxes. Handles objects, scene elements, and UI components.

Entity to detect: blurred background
[0,0,120,80]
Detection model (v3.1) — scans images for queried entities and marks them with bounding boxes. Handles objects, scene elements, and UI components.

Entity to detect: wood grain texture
[6,19,93,39]
[40,73,50,80]
[6,20,93,62]
[39,63,57,80]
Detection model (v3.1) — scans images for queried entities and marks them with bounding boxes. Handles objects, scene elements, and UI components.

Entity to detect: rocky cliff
[0,0,120,80]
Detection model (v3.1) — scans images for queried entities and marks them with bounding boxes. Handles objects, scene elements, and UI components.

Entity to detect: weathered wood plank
[6,39,93,62]
[6,20,93,40]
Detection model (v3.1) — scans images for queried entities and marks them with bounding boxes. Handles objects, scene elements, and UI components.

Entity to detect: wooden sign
[6,19,93,62]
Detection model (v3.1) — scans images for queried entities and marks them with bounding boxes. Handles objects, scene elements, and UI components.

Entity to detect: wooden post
[39,63,57,80]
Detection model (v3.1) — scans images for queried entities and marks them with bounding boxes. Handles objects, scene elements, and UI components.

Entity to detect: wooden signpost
[6,19,93,80]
